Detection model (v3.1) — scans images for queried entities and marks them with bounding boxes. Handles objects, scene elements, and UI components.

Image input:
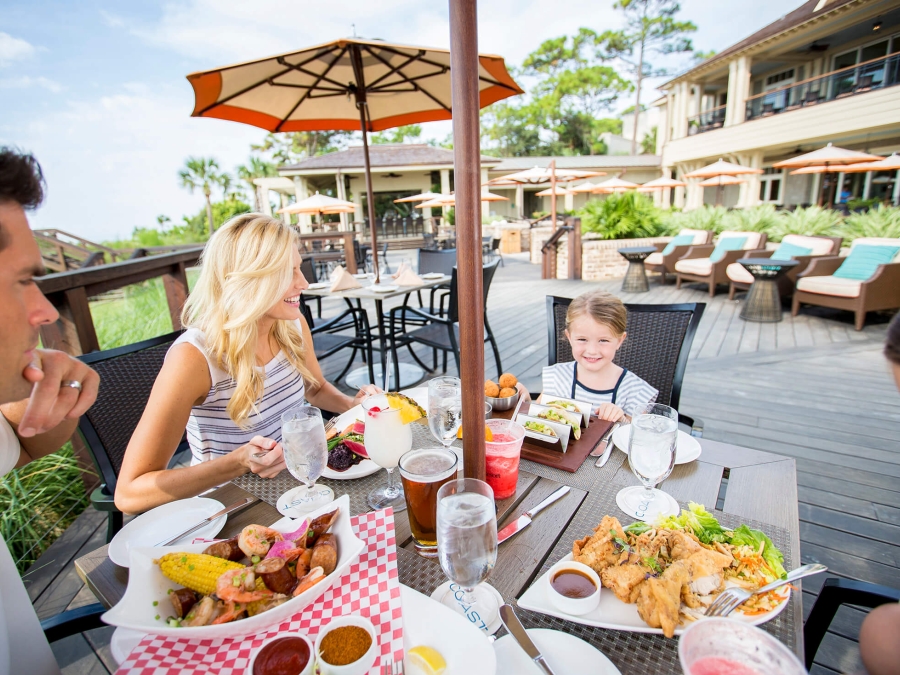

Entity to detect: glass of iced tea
[398,448,458,557]
[484,419,525,500]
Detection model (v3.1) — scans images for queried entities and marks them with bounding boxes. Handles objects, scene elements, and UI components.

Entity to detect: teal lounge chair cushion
[833,244,900,280]
[709,236,748,263]
[770,241,813,260]
[661,234,696,256]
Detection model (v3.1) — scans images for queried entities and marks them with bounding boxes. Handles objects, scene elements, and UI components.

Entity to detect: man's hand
[17,349,99,437]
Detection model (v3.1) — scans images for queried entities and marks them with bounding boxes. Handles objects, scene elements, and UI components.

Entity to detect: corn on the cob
[156,553,244,596]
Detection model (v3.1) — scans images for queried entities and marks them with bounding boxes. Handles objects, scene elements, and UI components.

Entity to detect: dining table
[74,421,802,674]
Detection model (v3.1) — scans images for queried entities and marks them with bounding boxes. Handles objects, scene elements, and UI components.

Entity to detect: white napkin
[391,262,411,279]
[329,267,362,292]
[394,267,424,287]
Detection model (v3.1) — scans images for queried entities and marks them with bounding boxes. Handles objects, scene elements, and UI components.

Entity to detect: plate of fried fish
[518,505,791,637]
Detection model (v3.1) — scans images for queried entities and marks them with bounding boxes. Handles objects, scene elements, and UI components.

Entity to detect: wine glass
[427,376,462,455]
[616,403,678,522]
[281,406,334,513]
[436,478,499,633]
[363,395,410,511]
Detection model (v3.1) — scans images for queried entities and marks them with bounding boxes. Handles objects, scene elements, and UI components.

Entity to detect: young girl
[115,214,379,515]
[542,290,657,421]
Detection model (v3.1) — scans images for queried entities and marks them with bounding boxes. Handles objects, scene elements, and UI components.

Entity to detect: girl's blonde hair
[182,213,317,427]
[565,290,628,336]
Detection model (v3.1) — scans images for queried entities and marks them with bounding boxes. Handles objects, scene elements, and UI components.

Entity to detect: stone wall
[581,236,671,280]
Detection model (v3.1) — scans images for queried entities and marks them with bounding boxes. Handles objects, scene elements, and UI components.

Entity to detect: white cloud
[0,76,62,92]
[0,32,36,67]
[19,85,267,242]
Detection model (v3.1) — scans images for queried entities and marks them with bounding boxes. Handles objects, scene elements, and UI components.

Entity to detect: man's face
[0,201,58,404]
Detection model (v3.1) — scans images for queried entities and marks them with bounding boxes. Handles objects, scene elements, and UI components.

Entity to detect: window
[759,167,784,204]
[766,69,795,86]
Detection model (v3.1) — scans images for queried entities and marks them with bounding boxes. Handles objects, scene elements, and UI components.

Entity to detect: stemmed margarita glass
[363,395,410,511]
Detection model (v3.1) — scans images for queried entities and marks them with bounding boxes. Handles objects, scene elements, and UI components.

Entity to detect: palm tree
[236,157,278,210]
[179,157,228,235]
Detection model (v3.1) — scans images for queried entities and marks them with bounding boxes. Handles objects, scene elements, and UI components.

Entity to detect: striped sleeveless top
[170,326,307,465]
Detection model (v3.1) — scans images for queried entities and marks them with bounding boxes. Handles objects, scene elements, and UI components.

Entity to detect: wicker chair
[645,229,714,283]
[545,296,705,434]
[78,331,187,542]
[675,231,768,297]
[388,260,503,388]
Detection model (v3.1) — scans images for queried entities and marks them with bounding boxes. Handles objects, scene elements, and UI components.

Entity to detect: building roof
[490,155,661,171]
[666,0,859,85]
[280,144,500,171]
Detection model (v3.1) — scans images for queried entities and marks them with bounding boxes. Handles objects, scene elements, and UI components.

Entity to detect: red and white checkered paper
[115,509,403,675]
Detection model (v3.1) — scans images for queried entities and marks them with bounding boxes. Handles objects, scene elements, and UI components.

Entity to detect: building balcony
[687,105,726,136]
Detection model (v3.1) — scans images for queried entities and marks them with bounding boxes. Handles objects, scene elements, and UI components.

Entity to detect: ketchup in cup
[484,419,525,500]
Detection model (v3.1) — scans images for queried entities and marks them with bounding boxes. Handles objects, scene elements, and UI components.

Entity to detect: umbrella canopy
[535,185,573,197]
[697,175,745,187]
[569,181,603,194]
[187,38,522,282]
[772,143,883,169]
[591,177,640,193]
[840,153,900,173]
[416,192,509,208]
[487,166,603,185]
[684,159,763,179]
[637,176,687,191]
[393,192,445,203]
[277,191,356,215]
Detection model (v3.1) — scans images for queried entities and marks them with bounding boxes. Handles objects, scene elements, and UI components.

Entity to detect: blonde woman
[115,214,379,514]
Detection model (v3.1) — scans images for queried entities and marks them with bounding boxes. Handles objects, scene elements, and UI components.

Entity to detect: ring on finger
[61,380,83,392]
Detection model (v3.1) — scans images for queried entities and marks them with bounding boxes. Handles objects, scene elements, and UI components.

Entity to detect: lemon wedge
[386,393,426,425]
[406,645,447,675]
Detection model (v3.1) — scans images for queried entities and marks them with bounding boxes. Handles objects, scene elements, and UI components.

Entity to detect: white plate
[370,284,398,293]
[322,406,380,480]
[307,282,329,290]
[108,498,226,568]
[494,628,620,675]
[403,585,496,675]
[612,424,702,465]
[421,273,445,280]
[353,273,369,279]
[102,495,364,639]
[517,553,790,636]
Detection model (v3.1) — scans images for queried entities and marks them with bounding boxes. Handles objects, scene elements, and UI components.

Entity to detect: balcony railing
[688,104,726,136]
[745,52,900,121]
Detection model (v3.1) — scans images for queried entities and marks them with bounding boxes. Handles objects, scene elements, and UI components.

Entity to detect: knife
[497,486,569,544]
[156,497,257,546]
[595,421,622,468]
[499,604,558,675]
[590,420,620,457]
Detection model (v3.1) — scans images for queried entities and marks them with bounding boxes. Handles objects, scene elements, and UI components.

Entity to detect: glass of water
[281,406,334,513]
[428,376,461,449]
[436,478,499,633]
[616,403,678,522]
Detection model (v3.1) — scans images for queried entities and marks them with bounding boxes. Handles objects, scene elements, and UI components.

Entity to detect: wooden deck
[29,253,898,674]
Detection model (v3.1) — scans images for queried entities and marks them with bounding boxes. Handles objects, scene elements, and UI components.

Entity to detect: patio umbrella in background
[840,152,900,173]
[773,143,883,207]
[684,159,762,206]
[591,177,640,194]
[415,192,509,208]
[637,176,687,192]
[535,185,573,197]
[277,191,357,215]
[695,175,745,206]
[570,180,603,193]
[186,38,522,282]
[392,192,444,203]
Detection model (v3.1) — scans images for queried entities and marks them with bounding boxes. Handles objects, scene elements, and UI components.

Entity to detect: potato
[485,380,500,398]
[499,387,517,398]
[498,373,518,389]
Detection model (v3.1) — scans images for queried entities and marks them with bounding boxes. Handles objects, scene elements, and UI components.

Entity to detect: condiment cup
[315,615,378,675]
[246,632,314,675]
[545,559,601,616]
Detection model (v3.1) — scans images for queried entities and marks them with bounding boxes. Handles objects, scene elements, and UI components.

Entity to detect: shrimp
[293,566,325,596]
[211,600,246,625]
[238,525,283,558]
[183,596,217,627]
[216,568,273,603]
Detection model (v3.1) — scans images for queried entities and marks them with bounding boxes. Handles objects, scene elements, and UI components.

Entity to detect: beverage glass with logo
[617,402,678,521]
[398,448,458,557]
[484,419,525,500]
[281,406,334,512]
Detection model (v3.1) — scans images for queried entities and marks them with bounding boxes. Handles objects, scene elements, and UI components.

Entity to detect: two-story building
[657,0,900,209]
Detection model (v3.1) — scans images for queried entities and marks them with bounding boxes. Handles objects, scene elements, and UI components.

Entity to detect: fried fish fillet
[669,530,703,560]
[572,515,627,573]
[600,564,648,604]
[637,559,691,637]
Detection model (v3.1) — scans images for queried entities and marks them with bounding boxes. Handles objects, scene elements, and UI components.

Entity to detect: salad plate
[322,404,379,480]
[612,424,702,465]
[421,272,446,280]
[494,628,619,675]
[306,282,329,290]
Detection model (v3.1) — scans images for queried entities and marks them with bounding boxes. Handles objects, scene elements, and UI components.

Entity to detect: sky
[2,0,793,242]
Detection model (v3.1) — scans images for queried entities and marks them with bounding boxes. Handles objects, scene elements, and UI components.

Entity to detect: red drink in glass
[484,420,525,500]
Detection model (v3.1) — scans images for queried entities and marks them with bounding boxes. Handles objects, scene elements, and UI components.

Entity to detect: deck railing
[745,52,900,122]
[688,104,727,136]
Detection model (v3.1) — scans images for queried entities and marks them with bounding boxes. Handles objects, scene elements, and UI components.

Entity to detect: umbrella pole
[550,159,557,231]
[449,0,486,481]
[351,47,381,285]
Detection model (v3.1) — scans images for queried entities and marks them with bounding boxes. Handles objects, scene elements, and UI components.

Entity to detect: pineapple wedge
[386,392,426,424]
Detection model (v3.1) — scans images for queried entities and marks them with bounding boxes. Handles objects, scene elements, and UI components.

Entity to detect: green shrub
[578,192,668,239]
[721,204,782,234]
[665,205,728,234]
[768,206,843,242]
[840,205,900,240]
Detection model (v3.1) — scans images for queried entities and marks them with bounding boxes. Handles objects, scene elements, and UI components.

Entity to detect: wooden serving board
[494,407,613,472]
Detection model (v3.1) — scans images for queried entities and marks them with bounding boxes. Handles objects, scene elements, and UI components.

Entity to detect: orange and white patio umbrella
[569,181,603,193]
[774,143,883,206]
[839,153,900,173]
[591,177,640,193]
[277,192,356,215]
[684,159,763,179]
[486,166,603,185]
[416,192,509,208]
[393,192,445,203]
[186,38,522,281]
[697,175,745,187]
[535,185,573,197]
[637,176,687,192]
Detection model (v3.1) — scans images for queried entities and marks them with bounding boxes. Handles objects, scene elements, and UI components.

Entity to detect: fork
[381,660,404,675]
[705,563,827,617]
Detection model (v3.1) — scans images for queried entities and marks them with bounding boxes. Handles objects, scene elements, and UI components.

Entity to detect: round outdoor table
[618,246,658,293]
[737,258,799,322]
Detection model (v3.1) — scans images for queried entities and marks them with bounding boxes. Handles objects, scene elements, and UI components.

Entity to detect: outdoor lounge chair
[78,331,187,542]
[545,296,705,434]
[675,230,768,297]
[645,229,714,283]
[726,235,843,299]
[387,259,502,388]
[791,237,900,330]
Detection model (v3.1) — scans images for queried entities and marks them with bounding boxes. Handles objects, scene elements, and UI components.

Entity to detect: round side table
[618,246,658,293]
[737,258,799,322]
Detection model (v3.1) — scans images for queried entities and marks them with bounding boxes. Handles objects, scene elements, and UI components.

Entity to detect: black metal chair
[545,296,704,434]
[300,257,323,319]
[388,260,503,387]
[78,331,187,542]
[490,238,504,267]
[299,299,375,385]
[804,578,900,669]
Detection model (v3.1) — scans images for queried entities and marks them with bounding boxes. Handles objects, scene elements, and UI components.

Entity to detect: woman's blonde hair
[182,213,317,427]
[565,290,628,337]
